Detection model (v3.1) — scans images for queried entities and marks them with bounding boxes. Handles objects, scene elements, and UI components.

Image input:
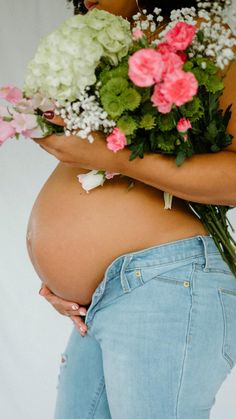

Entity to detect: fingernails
[79,309,86,316]
[43,110,55,120]
[79,326,87,333]
[39,287,44,296]
[71,304,79,311]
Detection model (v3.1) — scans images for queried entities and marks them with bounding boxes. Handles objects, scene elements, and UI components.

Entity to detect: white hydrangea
[23,9,132,105]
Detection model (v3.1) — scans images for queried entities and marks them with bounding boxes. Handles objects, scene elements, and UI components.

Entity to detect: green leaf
[197,30,204,43]
[211,144,220,152]
[175,151,186,166]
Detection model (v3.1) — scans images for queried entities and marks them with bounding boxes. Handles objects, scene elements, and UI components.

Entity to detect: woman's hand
[39,284,89,336]
[31,114,122,172]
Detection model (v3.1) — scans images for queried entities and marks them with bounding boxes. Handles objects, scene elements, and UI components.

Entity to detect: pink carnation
[106,128,127,153]
[0,85,23,104]
[176,51,188,63]
[156,42,176,54]
[128,49,164,87]
[0,118,16,145]
[177,118,192,132]
[151,85,173,114]
[165,22,196,51]
[160,70,198,107]
[160,52,183,78]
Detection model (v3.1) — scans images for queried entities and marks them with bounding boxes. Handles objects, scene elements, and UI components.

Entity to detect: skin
[89,0,138,19]
[36,1,236,335]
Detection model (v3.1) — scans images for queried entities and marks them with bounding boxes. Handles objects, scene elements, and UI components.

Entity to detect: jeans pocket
[218,288,236,369]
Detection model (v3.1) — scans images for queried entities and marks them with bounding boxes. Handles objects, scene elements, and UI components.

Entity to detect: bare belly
[26,162,208,305]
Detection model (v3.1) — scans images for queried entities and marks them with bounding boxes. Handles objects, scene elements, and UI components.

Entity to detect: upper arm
[219,58,236,153]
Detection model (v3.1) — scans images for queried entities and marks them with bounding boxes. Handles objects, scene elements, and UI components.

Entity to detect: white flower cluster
[190,0,236,69]
[132,7,164,34]
[24,9,132,105]
[55,86,115,142]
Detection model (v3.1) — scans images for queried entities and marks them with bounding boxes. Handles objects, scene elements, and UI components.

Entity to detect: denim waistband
[95,235,219,295]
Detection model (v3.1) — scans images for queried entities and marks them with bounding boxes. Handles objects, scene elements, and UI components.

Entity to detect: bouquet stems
[188,203,236,277]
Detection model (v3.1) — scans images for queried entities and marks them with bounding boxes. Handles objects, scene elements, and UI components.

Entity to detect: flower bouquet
[0,1,236,275]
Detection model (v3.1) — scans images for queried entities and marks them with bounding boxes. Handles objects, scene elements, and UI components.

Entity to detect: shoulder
[219,57,236,153]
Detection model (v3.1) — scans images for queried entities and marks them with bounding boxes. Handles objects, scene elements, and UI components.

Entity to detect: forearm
[114,149,236,206]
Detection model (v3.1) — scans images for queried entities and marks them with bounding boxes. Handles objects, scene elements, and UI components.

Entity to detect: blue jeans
[54,235,236,419]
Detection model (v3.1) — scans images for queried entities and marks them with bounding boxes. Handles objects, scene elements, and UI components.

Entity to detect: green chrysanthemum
[139,114,156,130]
[117,115,138,135]
[121,88,141,111]
[191,67,208,86]
[156,113,176,132]
[98,61,129,85]
[180,97,204,121]
[205,75,224,93]
[151,132,177,152]
[100,77,128,96]
[100,95,124,119]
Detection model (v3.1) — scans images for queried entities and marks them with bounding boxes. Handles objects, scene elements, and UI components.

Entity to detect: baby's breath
[56,88,115,141]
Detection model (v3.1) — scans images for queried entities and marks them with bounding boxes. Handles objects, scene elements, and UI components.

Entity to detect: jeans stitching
[125,253,205,272]
[175,262,195,419]
[218,288,235,369]
[86,377,106,419]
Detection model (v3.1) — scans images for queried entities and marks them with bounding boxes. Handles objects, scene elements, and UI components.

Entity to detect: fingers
[70,315,88,336]
[39,285,88,336]
[43,112,65,127]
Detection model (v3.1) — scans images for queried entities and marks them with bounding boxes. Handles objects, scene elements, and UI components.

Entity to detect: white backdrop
[0,1,236,419]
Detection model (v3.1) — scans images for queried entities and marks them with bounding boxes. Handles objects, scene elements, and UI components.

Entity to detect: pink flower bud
[177,118,192,133]
[106,128,127,153]
[132,29,144,41]
[105,171,120,180]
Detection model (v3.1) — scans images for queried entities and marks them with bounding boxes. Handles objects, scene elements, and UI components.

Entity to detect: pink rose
[160,70,198,106]
[128,49,164,87]
[132,29,144,41]
[177,118,192,132]
[106,128,127,153]
[165,22,196,51]
[151,85,173,114]
[11,112,38,135]
[0,118,16,145]
[0,85,23,104]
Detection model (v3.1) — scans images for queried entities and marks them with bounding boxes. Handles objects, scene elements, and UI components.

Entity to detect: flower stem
[188,203,236,277]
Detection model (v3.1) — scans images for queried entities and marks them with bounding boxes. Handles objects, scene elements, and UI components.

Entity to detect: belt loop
[198,235,209,271]
[120,256,132,293]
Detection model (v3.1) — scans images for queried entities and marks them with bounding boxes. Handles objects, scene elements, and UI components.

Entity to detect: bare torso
[26,163,208,305]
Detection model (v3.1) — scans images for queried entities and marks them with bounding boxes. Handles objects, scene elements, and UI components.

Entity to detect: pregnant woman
[26,0,236,418]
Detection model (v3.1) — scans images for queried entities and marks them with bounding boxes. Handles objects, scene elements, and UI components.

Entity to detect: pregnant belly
[26,163,208,305]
